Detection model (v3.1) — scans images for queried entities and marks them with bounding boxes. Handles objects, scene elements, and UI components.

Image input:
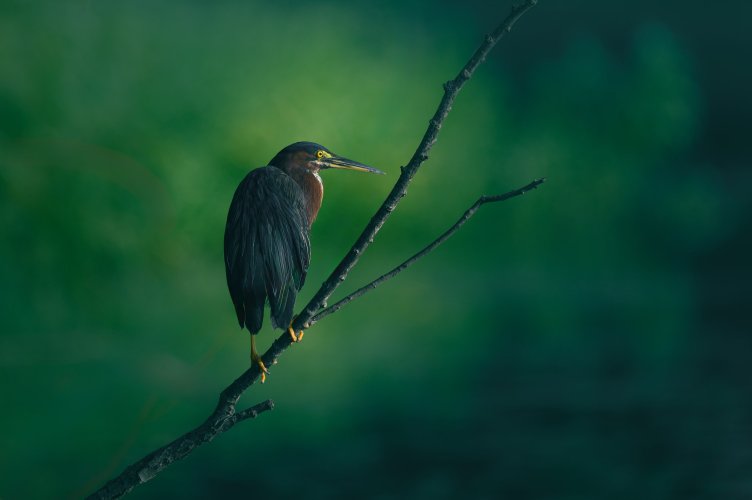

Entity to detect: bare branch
[86,400,274,499]
[87,3,540,498]
[207,0,540,417]
[294,0,539,329]
[311,178,546,325]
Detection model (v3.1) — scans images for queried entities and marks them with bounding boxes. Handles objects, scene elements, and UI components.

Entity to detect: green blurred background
[1,0,750,498]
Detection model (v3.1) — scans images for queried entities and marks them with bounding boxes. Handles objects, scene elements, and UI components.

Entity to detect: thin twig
[231,400,275,424]
[87,2,540,498]
[311,178,546,325]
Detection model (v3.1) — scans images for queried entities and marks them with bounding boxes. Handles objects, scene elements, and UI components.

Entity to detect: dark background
[1,1,750,498]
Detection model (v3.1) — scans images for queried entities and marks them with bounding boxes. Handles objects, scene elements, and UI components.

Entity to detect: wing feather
[224,167,310,333]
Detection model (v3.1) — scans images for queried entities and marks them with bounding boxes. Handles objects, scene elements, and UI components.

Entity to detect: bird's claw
[252,355,269,383]
[257,359,269,383]
[250,334,269,383]
[288,326,304,343]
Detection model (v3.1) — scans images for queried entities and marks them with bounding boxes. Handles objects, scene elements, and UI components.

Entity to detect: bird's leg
[287,316,303,342]
[250,334,269,383]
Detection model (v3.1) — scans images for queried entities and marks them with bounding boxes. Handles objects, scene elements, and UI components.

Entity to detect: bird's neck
[284,167,323,227]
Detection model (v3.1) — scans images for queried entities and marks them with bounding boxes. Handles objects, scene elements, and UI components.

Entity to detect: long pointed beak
[321,155,385,175]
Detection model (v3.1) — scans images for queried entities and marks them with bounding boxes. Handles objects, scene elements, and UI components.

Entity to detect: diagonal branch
[294,0,539,329]
[87,2,540,498]
[310,178,546,326]
[87,400,274,499]
[205,0,539,408]
[208,0,539,414]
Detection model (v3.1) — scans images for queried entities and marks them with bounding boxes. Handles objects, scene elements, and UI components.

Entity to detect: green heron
[224,141,384,382]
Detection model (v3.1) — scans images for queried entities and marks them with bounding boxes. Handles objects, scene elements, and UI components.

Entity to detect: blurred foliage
[1,1,750,499]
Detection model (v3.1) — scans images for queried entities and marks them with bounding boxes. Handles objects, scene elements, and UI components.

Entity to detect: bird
[224,141,384,382]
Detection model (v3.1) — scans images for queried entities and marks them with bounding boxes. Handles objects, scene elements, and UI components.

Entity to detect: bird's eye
[316,150,324,159]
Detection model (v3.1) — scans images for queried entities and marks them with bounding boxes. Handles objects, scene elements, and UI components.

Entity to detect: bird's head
[269,142,384,176]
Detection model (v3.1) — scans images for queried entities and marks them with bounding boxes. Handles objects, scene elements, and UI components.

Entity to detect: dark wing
[224,167,311,334]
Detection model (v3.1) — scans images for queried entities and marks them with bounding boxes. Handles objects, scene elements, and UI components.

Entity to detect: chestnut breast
[297,170,323,227]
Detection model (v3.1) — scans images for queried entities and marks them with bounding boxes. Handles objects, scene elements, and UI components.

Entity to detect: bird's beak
[320,155,385,175]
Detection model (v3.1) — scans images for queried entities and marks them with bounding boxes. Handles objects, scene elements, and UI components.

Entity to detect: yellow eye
[316,150,324,159]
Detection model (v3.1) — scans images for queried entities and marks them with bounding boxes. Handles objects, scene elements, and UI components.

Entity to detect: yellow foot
[252,355,269,383]
[288,325,304,342]
[250,334,269,383]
